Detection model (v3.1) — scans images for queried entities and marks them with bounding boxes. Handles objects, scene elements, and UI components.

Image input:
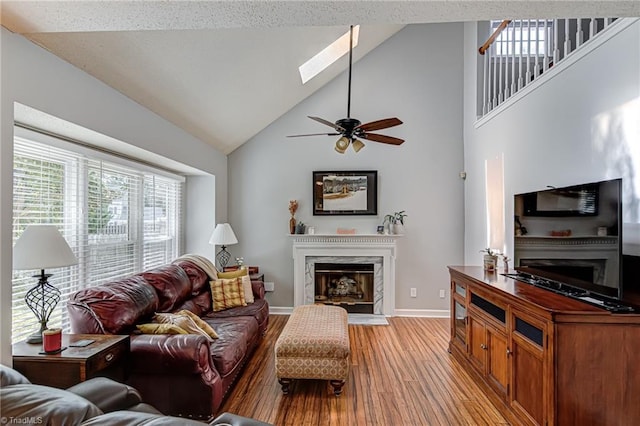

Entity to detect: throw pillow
[153,313,214,341]
[175,309,219,339]
[136,323,188,335]
[210,278,246,312]
[218,268,254,304]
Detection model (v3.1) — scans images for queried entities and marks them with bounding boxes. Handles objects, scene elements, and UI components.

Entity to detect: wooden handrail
[479,19,512,55]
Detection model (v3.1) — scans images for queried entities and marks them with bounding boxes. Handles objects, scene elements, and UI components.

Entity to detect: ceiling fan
[287,25,404,154]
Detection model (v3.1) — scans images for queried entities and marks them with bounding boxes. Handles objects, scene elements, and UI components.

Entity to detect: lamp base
[216,246,231,270]
[26,331,43,344]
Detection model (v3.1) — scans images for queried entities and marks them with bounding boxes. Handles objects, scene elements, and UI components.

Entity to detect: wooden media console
[448,266,640,426]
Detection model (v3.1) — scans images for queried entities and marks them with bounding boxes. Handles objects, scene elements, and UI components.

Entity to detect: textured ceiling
[2,1,639,154]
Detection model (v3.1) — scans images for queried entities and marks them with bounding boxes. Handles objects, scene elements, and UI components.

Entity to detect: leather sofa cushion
[206,316,258,377]
[172,259,210,294]
[0,383,103,425]
[142,264,192,312]
[69,276,159,334]
[80,410,207,425]
[173,290,212,316]
[208,299,269,329]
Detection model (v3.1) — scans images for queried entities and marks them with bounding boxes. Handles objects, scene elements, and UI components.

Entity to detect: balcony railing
[478,18,619,117]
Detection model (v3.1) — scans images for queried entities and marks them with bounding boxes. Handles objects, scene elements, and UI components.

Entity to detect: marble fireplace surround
[292,235,399,316]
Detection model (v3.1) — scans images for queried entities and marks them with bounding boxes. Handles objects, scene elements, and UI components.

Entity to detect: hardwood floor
[219,315,512,425]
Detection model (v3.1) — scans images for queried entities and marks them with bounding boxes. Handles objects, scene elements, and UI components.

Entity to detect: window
[12,130,183,343]
[492,20,552,57]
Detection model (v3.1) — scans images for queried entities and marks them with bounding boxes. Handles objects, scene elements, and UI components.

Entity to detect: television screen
[514,179,622,300]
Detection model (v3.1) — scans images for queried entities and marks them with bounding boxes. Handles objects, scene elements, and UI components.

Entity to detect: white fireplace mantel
[291,234,400,316]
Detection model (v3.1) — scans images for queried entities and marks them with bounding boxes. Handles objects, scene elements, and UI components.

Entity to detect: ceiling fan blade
[360,132,405,145]
[308,116,345,132]
[357,118,403,132]
[287,133,340,137]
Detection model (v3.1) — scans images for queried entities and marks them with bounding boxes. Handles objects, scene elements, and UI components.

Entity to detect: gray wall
[0,28,228,364]
[462,19,640,263]
[228,24,465,314]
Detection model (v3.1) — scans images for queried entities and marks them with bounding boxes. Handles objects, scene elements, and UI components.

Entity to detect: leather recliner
[0,364,272,425]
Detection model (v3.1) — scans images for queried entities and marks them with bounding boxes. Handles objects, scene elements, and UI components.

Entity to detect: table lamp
[13,225,78,344]
[209,223,238,269]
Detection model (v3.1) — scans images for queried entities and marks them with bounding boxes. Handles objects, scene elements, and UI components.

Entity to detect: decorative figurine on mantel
[289,200,298,234]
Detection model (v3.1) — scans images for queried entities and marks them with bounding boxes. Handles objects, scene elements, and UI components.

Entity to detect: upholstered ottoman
[275,305,350,395]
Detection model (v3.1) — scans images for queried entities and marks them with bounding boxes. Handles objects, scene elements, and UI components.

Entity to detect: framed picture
[313,170,378,216]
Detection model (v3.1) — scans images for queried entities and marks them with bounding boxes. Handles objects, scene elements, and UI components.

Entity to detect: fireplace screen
[314,263,374,313]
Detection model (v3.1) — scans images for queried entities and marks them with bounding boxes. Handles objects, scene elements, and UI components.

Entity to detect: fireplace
[291,234,399,316]
[519,258,606,285]
[314,263,374,313]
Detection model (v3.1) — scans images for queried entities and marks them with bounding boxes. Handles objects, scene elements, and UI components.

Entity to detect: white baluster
[483,49,489,115]
[533,19,540,78]
[498,34,504,103]
[576,18,584,47]
[564,18,571,57]
[590,18,596,39]
[518,22,524,90]
[511,22,516,95]
[543,20,550,72]
[553,18,560,63]
[525,20,532,85]
[492,43,497,108]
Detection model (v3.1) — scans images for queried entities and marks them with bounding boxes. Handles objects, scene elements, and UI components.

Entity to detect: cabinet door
[468,314,487,373]
[452,298,467,351]
[510,311,547,426]
[486,324,508,397]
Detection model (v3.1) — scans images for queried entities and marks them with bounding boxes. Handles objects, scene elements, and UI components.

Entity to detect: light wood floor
[219,315,511,426]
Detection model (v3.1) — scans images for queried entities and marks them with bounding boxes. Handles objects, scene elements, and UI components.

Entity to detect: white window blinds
[12,134,183,343]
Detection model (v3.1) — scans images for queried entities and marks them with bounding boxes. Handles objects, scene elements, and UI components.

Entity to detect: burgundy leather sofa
[67,258,269,420]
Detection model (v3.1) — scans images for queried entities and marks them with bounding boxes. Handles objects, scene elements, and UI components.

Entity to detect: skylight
[299,25,360,84]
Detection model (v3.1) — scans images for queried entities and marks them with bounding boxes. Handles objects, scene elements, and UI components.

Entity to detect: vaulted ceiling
[2,1,638,154]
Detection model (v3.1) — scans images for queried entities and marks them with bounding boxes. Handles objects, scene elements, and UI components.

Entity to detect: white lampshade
[209,223,238,246]
[13,225,78,270]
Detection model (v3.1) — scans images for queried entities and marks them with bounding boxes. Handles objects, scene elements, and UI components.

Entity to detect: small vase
[483,255,498,272]
[289,217,296,234]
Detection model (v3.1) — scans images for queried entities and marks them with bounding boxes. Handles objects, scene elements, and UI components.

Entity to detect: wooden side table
[12,334,129,389]
[223,265,264,282]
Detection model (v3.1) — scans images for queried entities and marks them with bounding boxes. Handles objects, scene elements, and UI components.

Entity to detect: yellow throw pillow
[210,278,246,312]
[153,313,214,341]
[176,309,219,339]
[136,323,188,335]
[218,268,254,304]
[217,269,246,279]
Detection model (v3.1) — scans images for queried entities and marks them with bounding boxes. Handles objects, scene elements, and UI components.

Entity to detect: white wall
[0,28,228,364]
[185,175,218,257]
[228,24,465,314]
[462,20,640,263]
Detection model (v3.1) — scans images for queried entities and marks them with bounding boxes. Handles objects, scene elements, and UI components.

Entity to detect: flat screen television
[513,178,623,301]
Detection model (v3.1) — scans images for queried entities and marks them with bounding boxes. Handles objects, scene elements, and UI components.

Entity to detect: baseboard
[394,309,450,318]
[269,306,450,318]
[269,306,294,315]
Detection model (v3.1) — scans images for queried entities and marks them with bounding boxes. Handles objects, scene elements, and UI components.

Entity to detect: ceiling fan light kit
[288,25,404,154]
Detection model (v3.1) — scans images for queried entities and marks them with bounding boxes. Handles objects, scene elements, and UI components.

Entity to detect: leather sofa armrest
[66,377,143,413]
[210,412,274,426]
[251,280,265,300]
[129,334,216,375]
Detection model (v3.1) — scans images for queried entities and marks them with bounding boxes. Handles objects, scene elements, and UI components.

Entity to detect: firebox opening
[315,263,374,314]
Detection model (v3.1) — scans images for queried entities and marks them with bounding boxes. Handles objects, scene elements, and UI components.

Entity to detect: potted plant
[383,211,407,234]
[480,248,499,272]
[295,221,306,234]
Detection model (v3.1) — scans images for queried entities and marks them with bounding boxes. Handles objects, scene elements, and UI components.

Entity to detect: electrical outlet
[410,288,417,298]
[439,289,446,299]
[264,281,275,292]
